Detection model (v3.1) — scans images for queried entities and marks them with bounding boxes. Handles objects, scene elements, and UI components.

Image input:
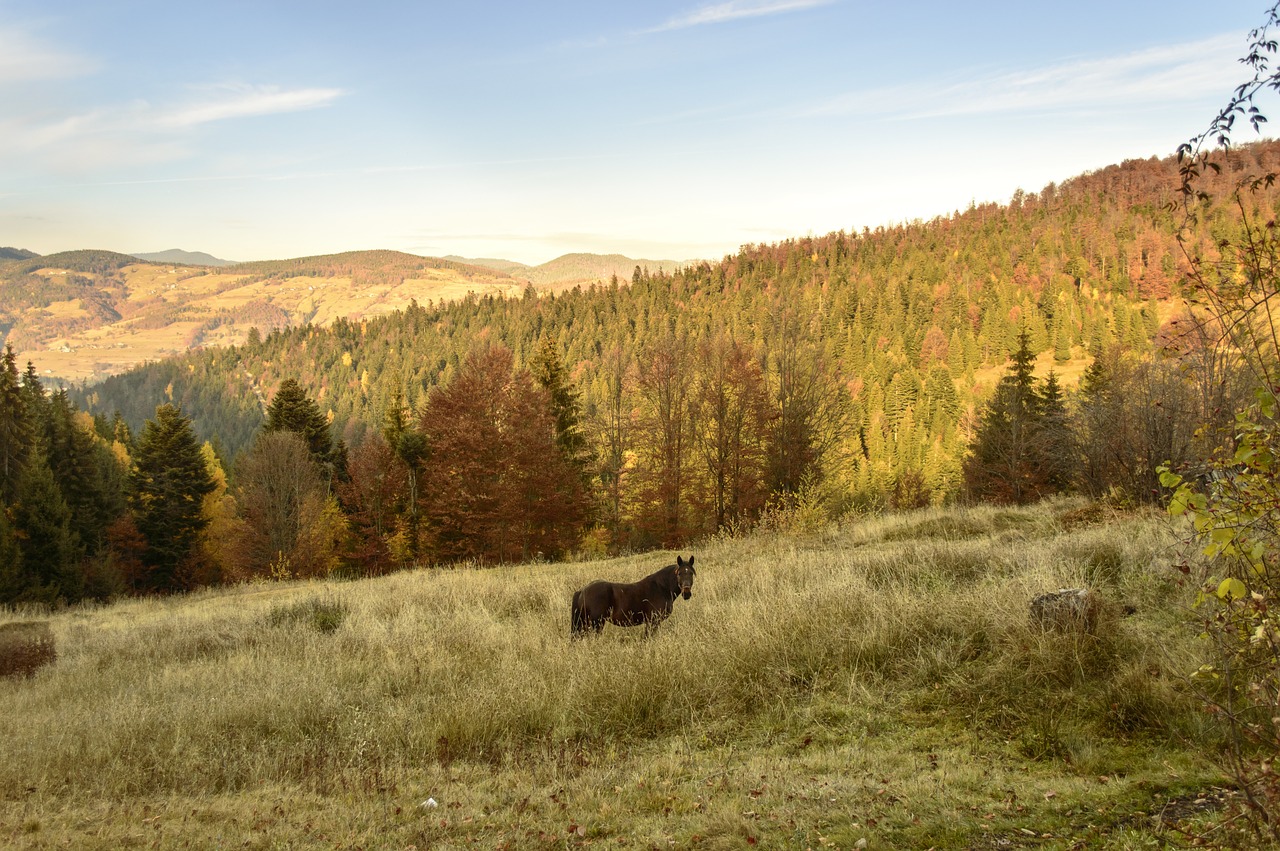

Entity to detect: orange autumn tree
[418,345,589,564]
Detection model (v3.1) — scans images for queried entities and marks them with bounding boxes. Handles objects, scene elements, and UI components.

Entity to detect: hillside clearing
[0,501,1229,848]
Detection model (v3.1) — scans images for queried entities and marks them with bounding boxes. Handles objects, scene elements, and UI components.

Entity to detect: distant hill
[223,249,504,280]
[527,253,693,286]
[0,247,38,262]
[443,256,531,275]
[447,252,695,286]
[8,249,141,276]
[0,248,535,383]
[132,249,236,267]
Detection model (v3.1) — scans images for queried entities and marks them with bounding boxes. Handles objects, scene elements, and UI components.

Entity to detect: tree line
[1,289,1250,603]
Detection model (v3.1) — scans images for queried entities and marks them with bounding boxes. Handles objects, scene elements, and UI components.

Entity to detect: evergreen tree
[0,345,31,503]
[963,330,1067,504]
[381,391,427,561]
[41,391,120,554]
[531,333,593,481]
[1039,370,1074,493]
[264,379,335,472]
[8,448,82,603]
[128,404,216,592]
[0,509,21,603]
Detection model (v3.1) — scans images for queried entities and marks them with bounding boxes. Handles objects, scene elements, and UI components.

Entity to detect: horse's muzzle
[682,590,691,600]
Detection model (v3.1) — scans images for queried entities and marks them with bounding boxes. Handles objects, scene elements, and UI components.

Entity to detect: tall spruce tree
[0,508,21,603]
[128,404,216,592]
[963,330,1071,504]
[1039,370,1074,493]
[0,345,31,503]
[531,334,593,482]
[8,447,82,603]
[264,379,336,473]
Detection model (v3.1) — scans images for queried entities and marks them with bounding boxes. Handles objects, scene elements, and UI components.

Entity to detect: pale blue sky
[0,1,1272,264]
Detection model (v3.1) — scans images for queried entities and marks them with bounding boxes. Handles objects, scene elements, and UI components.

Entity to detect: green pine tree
[128,404,216,592]
[0,345,32,503]
[8,448,82,603]
[264,378,335,471]
[531,334,593,481]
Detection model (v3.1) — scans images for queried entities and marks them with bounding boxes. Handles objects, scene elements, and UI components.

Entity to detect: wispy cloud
[0,26,96,83]
[156,84,346,128]
[646,0,832,33]
[0,83,346,175]
[802,33,1246,121]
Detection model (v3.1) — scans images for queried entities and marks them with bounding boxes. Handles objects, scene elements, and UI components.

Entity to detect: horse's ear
[688,555,695,572]
[677,556,686,568]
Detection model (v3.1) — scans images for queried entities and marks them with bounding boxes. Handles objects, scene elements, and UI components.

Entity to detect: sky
[1,1,1276,266]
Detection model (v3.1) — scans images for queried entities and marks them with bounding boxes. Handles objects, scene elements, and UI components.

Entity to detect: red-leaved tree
[419,346,588,564]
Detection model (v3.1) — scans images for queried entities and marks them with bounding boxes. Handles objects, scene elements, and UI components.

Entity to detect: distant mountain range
[446,253,694,285]
[131,249,237,267]
[0,247,694,384]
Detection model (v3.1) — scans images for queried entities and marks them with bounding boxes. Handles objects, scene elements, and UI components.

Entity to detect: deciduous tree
[420,346,587,563]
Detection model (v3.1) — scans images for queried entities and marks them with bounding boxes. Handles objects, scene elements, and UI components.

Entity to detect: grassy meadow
[0,500,1232,849]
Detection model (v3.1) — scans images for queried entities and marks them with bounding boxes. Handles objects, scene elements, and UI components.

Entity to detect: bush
[0,621,56,677]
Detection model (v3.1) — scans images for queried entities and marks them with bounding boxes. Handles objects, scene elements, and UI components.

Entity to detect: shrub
[0,621,56,677]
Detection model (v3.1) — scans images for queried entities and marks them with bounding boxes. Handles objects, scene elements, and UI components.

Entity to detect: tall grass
[0,500,1211,810]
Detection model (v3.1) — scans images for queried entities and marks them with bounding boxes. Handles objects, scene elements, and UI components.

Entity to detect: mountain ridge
[131,249,236,267]
[0,248,699,383]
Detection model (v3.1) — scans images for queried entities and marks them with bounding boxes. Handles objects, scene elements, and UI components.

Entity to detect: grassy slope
[0,502,1226,849]
[8,261,530,384]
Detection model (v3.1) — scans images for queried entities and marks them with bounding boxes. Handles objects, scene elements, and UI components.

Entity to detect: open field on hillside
[12,263,534,384]
[0,501,1232,849]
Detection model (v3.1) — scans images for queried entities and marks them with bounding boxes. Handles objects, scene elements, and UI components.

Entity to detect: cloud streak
[156,84,346,128]
[646,0,832,33]
[802,33,1245,121]
[0,83,346,174]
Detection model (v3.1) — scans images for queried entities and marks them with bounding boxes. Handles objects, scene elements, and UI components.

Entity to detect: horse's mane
[644,562,678,584]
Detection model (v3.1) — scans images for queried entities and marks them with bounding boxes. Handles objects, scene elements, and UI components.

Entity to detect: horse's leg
[571,590,584,639]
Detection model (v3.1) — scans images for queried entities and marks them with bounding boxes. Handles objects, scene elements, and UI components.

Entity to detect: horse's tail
[571,589,586,639]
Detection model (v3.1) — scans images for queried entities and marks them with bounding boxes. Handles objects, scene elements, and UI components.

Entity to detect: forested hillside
[78,143,1279,502]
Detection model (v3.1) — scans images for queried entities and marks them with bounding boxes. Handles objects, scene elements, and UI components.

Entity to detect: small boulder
[1030,588,1104,634]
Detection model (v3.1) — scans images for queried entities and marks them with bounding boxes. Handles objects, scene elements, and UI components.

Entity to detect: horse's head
[675,555,696,600]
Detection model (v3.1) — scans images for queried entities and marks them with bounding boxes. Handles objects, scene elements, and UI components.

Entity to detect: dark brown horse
[571,556,696,638]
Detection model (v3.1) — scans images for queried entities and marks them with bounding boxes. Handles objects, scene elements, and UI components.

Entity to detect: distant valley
[0,248,692,384]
